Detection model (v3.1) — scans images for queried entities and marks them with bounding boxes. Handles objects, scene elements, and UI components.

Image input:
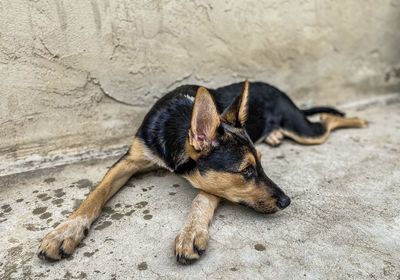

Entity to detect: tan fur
[239,152,256,170]
[264,130,284,146]
[221,80,249,126]
[185,138,202,161]
[38,138,158,260]
[238,80,250,124]
[184,170,277,213]
[265,114,367,146]
[175,191,220,263]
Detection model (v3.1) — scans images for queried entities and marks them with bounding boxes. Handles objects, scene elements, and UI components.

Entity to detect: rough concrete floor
[1,101,399,280]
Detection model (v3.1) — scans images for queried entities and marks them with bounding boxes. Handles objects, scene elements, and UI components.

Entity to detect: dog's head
[185,81,290,214]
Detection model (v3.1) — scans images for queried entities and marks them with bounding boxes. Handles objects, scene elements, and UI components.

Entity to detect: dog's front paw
[38,217,90,261]
[358,118,368,128]
[175,226,208,265]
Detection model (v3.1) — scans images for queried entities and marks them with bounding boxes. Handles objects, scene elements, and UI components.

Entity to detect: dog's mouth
[239,200,279,214]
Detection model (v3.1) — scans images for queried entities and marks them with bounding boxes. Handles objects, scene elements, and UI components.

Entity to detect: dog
[38,80,366,264]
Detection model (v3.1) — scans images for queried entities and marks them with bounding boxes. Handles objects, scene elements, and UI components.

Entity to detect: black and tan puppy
[38,81,366,264]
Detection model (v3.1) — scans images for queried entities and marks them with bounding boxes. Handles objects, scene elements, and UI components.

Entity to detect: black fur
[137,81,339,174]
[302,107,345,117]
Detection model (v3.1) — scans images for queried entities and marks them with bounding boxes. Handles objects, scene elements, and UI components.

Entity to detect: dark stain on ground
[1,204,12,213]
[135,201,148,209]
[32,207,47,215]
[143,209,150,214]
[173,184,180,188]
[83,249,98,257]
[230,267,238,271]
[115,203,122,208]
[142,185,154,192]
[169,192,176,196]
[254,244,266,251]
[54,188,66,198]
[40,212,52,219]
[276,154,285,159]
[25,223,46,231]
[52,222,60,228]
[44,177,56,184]
[103,206,115,214]
[143,214,153,220]
[61,210,71,216]
[52,198,64,205]
[110,213,124,220]
[94,221,112,230]
[37,193,51,201]
[73,179,93,190]
[138,262,148,271]
[83,251,95,257]
[33,190,39,193]
[125,209,135,216]
[16,198,24,203]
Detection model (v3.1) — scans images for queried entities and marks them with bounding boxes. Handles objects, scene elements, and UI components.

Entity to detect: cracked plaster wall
[1,0,399,167]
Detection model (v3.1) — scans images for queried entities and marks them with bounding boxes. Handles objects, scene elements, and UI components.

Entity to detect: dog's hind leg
[264,129,284,146]
[175,191,220,264]
[279,113,367,145]
[38,138,158,261]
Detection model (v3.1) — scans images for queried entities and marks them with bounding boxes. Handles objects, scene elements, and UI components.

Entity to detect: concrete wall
[1,0,400,175]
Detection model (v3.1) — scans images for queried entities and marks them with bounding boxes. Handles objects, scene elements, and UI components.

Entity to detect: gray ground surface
[1,101,399,280]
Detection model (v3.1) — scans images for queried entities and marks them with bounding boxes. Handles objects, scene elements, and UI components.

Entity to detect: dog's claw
[195,247,205,256]
[176,254,198,265]
[59,245,71,259]
[38,250,59,262]
[37,250,47,260]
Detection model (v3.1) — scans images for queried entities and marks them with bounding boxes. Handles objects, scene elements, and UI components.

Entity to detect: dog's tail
[301,106,345,117]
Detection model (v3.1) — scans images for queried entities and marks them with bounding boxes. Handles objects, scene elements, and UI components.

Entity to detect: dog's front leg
[38,138,156,261]
[175,191,220,264]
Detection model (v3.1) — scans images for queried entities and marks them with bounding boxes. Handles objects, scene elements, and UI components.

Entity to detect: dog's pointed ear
[189,87,220,151]
[221,80,249,127]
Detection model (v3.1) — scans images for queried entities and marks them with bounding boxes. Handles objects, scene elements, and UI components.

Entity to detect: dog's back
[136,81,301,170]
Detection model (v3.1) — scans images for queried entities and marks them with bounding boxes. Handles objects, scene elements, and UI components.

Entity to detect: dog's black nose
[278,196,291,209]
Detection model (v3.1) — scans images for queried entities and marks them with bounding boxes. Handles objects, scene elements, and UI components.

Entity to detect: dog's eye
[241,166,255,178]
